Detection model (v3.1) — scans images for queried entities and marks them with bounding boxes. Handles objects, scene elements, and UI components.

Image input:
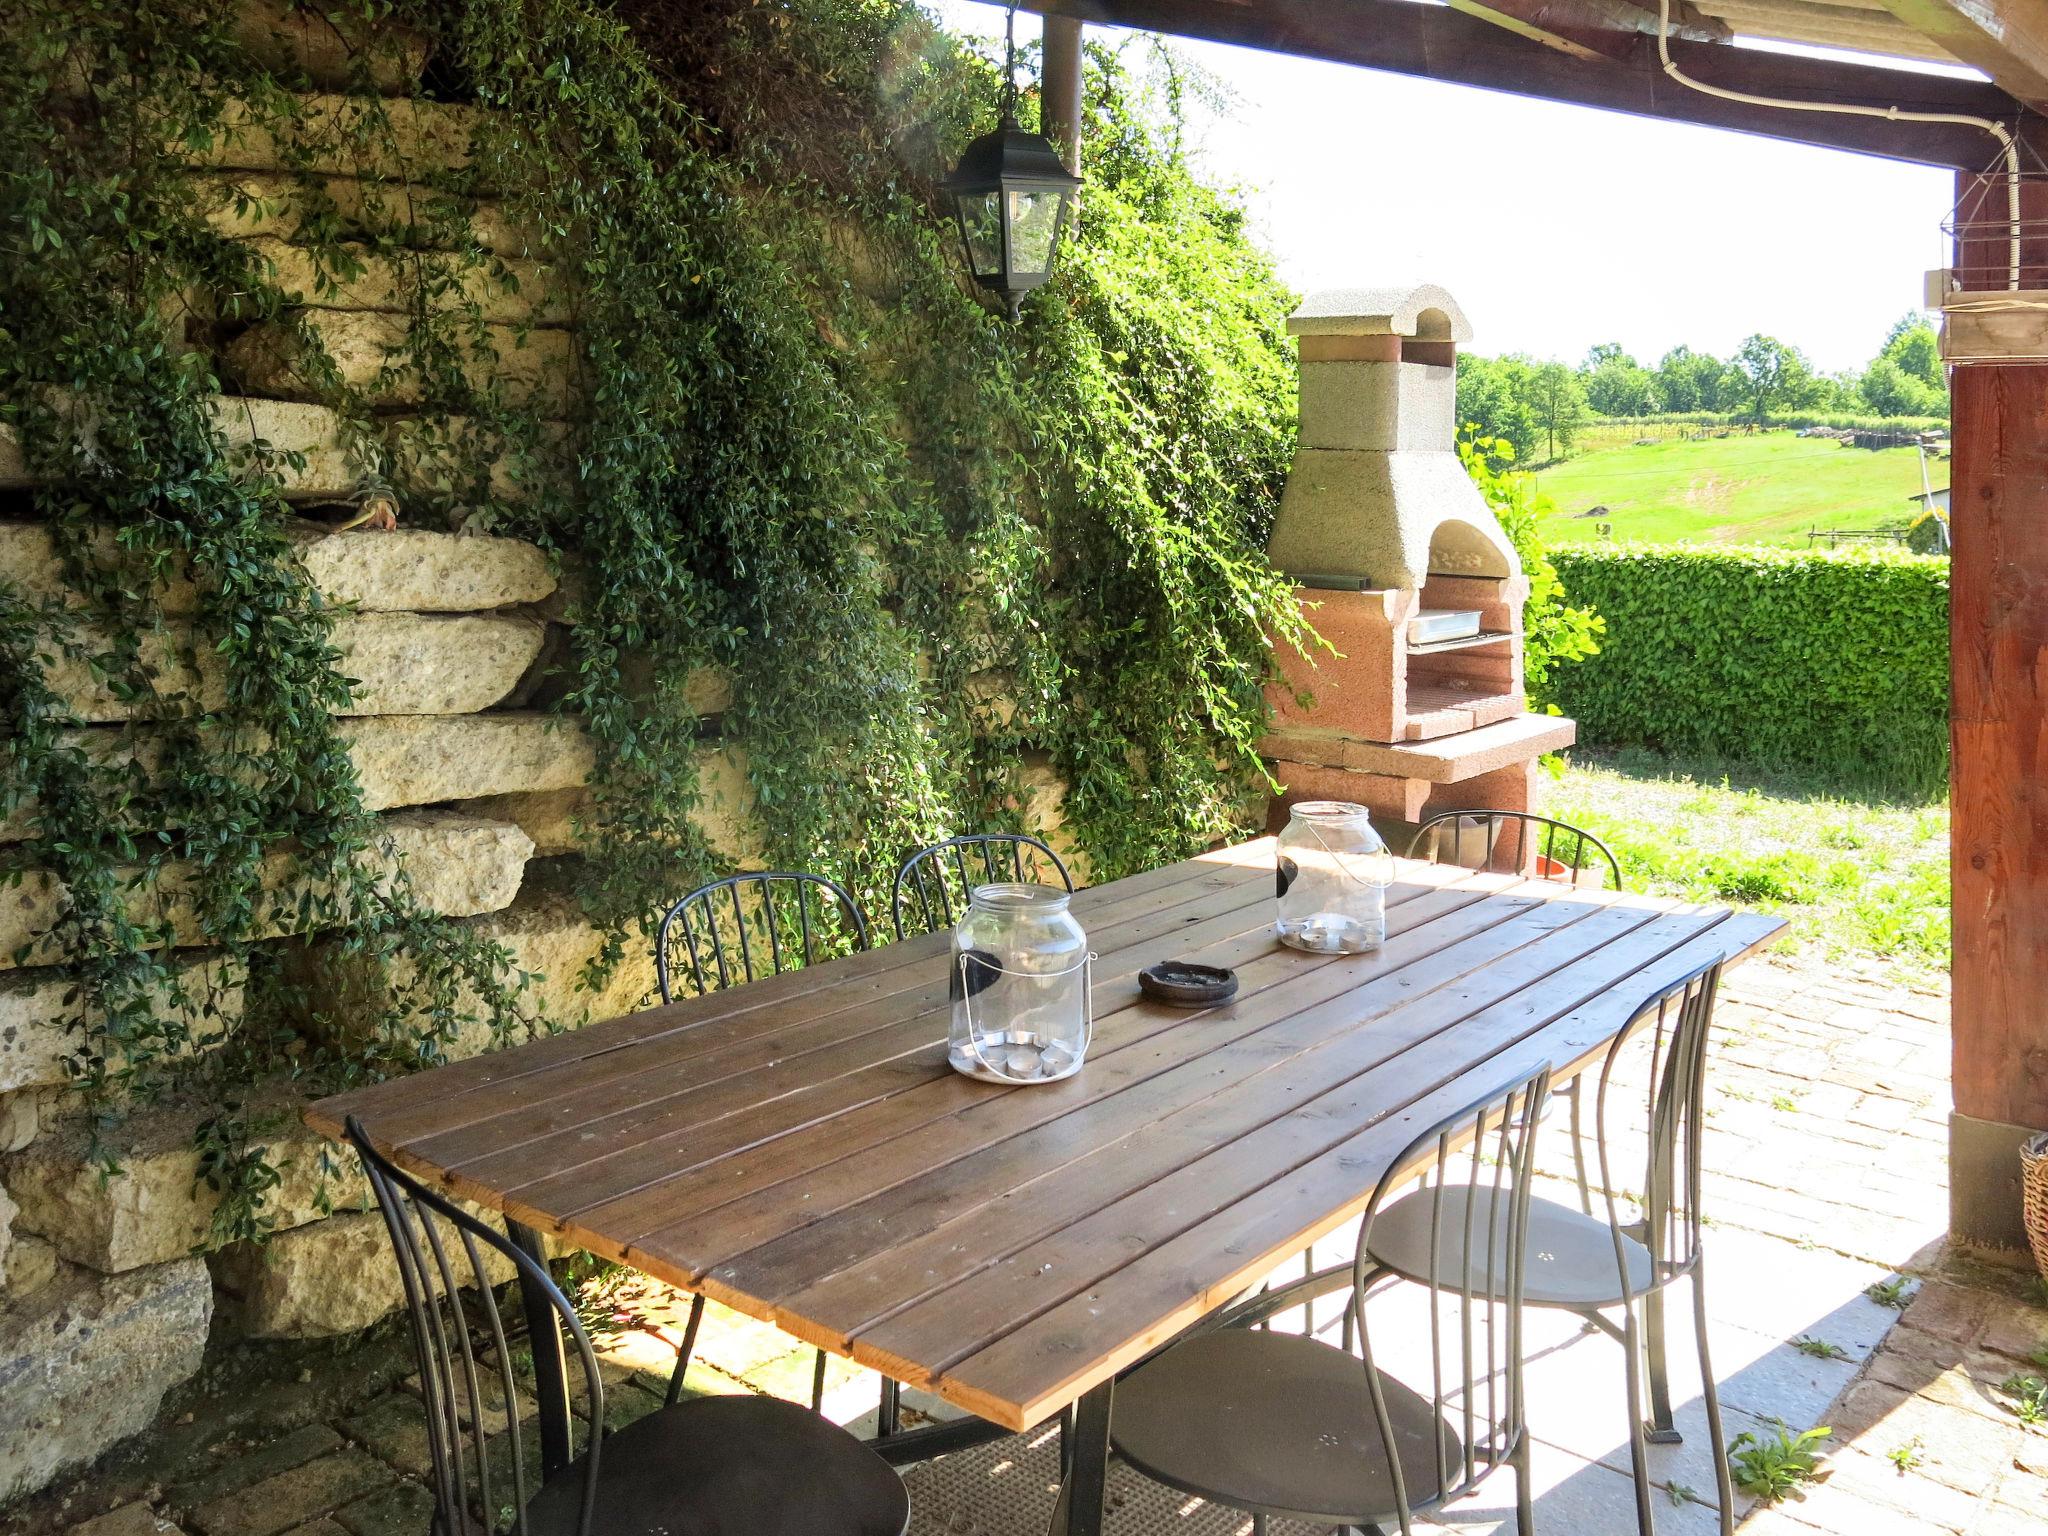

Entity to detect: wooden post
[1948,161,2048,1251]
[1041,14,1084,173]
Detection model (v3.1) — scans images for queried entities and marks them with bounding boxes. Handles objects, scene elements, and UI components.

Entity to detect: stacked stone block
[0,0,1083,1506]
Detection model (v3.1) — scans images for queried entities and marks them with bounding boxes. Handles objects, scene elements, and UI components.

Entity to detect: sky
[929,0,1966,374]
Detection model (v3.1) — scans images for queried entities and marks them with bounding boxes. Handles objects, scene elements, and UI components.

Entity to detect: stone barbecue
[1262,283,1576,836]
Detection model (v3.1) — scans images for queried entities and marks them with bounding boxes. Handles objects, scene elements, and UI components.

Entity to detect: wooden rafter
[1878,0,2048,107]
[1019,0,2019,167]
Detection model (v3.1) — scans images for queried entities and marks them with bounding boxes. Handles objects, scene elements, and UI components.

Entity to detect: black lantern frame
[942,7,1082,320]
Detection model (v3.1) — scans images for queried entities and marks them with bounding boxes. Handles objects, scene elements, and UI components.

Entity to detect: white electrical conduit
[1655,0,2023,291]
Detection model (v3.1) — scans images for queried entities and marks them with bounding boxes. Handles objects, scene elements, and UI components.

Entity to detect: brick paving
[3,951,2044,1536]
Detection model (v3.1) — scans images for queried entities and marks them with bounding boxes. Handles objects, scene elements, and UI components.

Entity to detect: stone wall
[0,0,1080,1504]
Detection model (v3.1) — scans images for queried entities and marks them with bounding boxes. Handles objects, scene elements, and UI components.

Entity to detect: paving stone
[328,1480,434,1536]
[189,1451,393,1536]
[168,1426,345,1512]
[338,1396,431,1482]
[66,1503,185,1536]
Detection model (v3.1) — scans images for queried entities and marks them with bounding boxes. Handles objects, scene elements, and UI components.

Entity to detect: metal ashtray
[1138,961,1240,1008]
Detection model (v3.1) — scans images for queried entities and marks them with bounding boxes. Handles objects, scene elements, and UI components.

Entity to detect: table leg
[506,1219,572,1479]
[1047,1380,1113,1536]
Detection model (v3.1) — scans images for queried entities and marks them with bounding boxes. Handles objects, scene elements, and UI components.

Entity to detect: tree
[1456,353,1540,463]
[1874,312,1947,416]
[1583,357,1657,417]
[1583,342,1630,370]
[1525,360,1588,460]
[1859,356,1942,417]
[1731,334,1817,421]
[1654,345,1730,413]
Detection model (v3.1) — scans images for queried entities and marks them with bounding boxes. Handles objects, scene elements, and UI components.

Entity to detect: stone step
[0,1082,372,1272]
[0,520,554,615]
[183,93,480,181]
[0,1257,212,1502]
[1,712,590,844]
[0,952,244,1096]
[242,236,572,328]
[1260,710,1579,784]
[229,0,431,96]
[224,310,577,415]
[0,809,535,971]
[0,395,358,500]
[194,170,537,257]
[33,609,544,724]
[281,872,653,1069]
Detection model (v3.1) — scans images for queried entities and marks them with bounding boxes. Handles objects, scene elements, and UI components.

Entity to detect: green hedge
[1550,545,1950,795]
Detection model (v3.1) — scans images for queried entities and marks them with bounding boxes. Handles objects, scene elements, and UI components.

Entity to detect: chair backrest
[655,871,871,1005]
[891,833,1074,940]
[1352,1063,1551,1535]
[345,1117,606,1536]
[1406,810,1622,892]
[1590,958,1723,1282]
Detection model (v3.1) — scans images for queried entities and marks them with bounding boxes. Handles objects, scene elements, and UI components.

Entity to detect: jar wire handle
[957,951,1095,1085]
[1298,814,1392,891]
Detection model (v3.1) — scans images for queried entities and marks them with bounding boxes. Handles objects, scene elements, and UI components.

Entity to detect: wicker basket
[2024,1132,2048,1280]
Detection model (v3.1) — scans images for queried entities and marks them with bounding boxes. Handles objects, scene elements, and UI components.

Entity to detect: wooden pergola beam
[1018,0,2021,167]
[1878,0,2048,109]
[1447,0,1727,64]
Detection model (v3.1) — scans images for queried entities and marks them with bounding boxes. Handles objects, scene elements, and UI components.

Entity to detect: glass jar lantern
[950,884,1093,1084]
[1276,801,1394,954]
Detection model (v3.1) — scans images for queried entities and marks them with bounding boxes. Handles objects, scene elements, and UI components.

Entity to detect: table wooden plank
[310,840,1789,1435]
[558,867,1510,1257]
[928,910,1783,1428]
[842,903,1726,1389]
[307,842,1269,1143]
[614,872,1556,1277]
[402,855,1311,1185]
[717,886,1652,1337]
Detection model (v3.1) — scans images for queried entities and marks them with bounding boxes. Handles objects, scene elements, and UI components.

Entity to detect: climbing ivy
[0,0,1302,1241]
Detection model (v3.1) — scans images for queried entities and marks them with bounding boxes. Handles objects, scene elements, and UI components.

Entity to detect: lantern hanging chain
[1000,3,1020,125]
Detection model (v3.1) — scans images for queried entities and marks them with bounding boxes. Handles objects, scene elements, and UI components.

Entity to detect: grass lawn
[1529,431,1937,548]
[1542,746,1949,978]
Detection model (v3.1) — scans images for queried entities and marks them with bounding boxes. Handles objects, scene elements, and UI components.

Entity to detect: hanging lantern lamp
[942,5,1082,320]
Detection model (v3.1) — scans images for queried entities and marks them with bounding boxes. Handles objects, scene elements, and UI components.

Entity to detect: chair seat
[1366,1187,1656,1307]
[1109,1327,1463,1525]
[524,1393,909,1536]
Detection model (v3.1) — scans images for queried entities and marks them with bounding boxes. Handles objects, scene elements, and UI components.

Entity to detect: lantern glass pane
[1006,186,1066,277]
[956,191,1004,277]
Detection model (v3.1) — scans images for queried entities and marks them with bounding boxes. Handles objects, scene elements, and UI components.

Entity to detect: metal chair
[1408,809,1623,1216]
[655,871,872,1004]
[890,833,1073,941]
[653,871,873,1419]
[1365,960,1734,1536]
[1406,809,1621,891]
[342,1117,909,1536]
[1109,1063,1552,1536]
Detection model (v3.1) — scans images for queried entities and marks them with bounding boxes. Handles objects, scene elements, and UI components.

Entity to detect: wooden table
[309,838,1784,1533]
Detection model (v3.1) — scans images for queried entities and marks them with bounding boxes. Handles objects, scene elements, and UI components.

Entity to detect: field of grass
[1529,431,1938,548]
[1544,747,1949,977]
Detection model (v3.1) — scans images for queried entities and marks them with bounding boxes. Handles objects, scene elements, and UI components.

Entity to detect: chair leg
[1644,1285,1680,1444]
[878,1376,901,1438]
[1059,1403,1075,1479]
[1693,1260,1735,1536]
[665,1292,706,1408]
[1251,1517,1269,1536]
[1569,1081,1594,1217]
[811,1348,829,1413]
[1618,1297,1659,1536]
[1514,1427,1535,1536]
